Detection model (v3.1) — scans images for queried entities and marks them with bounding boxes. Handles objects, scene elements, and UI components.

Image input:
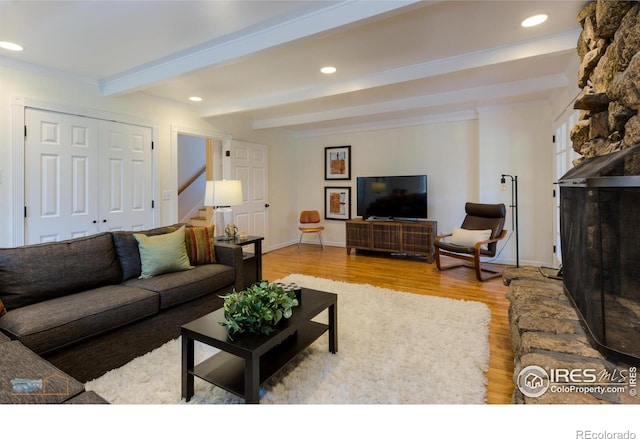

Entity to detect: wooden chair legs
[434,247,503,282]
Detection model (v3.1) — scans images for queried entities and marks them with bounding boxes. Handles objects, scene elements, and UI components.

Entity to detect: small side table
[216,236,264,289]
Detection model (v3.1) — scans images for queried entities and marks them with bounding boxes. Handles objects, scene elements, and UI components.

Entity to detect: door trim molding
[170,125,232,224]
[11,97,26,246]
[11,96,159,247]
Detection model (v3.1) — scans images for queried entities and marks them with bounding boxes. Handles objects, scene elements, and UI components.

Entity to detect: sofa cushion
[134,226,194,279]
[123,263,235,309]
[0,233,122,310]
[0,285,160,355]
[0,341,85,404]
[0,331,10,344]
[113,226,173,281]
[184,225,217,265]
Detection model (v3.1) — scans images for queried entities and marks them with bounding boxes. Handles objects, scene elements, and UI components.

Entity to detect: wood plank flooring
[261,244,515,404]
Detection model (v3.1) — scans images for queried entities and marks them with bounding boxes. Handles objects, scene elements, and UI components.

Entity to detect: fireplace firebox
[559,145,640,364]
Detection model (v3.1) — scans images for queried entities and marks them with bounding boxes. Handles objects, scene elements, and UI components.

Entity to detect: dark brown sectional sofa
[0,225,243,403]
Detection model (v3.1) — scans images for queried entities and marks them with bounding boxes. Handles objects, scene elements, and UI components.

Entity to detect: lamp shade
[212,180,243,207]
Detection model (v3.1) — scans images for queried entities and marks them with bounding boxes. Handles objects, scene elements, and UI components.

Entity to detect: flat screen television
[357,175,428,220]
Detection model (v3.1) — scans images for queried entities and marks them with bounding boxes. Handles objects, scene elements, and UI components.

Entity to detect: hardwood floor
[261,243,515,404]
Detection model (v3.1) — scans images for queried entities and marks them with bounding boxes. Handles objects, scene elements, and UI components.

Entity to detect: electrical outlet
[162,190,171,200]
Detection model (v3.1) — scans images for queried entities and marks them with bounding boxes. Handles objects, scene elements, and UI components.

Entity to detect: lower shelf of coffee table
[191,321,328,399]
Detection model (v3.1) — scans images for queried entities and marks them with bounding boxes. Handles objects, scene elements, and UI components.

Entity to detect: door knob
[102,219,107,223]
[265,203,270,208]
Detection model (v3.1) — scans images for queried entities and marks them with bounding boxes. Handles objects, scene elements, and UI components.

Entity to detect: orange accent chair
[297,210,325,252]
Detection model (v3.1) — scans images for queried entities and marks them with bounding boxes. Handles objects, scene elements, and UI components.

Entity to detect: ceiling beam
[98,0,422,96]
[251,74,570,129]
[199,29,581,119]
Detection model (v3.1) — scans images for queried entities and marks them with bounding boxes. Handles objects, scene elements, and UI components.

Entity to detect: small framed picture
[324,187,351,220]
[324,145,351,180]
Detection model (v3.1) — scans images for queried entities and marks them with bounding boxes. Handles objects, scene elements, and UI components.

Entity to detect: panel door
[553,110,580,268]
[98,121,153,232]
[24,109,154,244]
[25,109,100,243]
[229,140,269,252]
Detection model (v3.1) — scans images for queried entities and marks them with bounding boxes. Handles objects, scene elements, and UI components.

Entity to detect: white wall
[222,102,556,266]
[291,118,479,247]
[478,102,555,267]
[0,61,219,247]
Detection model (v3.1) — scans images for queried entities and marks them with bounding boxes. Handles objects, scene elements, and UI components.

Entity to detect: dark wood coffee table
[181,288,337,403]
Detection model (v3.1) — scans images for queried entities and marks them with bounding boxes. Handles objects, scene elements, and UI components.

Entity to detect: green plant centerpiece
[219,281,299,338]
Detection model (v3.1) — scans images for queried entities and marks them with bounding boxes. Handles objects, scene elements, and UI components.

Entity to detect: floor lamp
[500,174,519,268]
[204,180,243,240]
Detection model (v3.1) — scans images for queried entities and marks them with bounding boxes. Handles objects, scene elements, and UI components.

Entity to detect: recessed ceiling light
[521,14,548,28]
[189,96,203,102]
[321,66,337,74]
[0,41,24,51]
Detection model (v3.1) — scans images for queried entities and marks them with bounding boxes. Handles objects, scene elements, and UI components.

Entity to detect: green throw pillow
[133,225,194,279]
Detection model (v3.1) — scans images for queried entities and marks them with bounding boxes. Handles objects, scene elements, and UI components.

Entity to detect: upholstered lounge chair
[434,202,507,281]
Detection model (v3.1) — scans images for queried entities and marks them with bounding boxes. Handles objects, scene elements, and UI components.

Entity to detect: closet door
[98,121,153,232]
[24,109,154,244]
[25,109,100,243]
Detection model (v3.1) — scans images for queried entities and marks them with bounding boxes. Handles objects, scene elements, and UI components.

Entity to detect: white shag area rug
[86,274,491,404]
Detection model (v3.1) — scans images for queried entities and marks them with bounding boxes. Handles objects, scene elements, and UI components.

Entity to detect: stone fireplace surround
[503,267,636,404]
[572,0,640,172]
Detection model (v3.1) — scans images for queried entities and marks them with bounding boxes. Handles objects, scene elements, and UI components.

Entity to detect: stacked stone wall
[572,0,640,173]
[504,267,637,404]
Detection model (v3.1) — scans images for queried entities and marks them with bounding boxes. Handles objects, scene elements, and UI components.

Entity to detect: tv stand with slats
[345,218,437,263]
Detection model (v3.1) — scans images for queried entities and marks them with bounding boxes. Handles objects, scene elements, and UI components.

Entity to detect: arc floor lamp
[500,174,519,268]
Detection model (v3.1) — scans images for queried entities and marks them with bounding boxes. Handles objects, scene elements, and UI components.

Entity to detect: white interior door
[25,109,100,243]
[24,109,154,244]
[229,140,269,251]
[99,120,153,232]
[553,110,580,268]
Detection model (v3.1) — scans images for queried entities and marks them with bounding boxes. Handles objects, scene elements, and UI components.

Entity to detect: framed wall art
[324,186,351,220]
[324,145,351,180]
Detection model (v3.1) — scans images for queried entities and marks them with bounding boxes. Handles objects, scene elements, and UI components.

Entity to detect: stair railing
[178,165,206,196]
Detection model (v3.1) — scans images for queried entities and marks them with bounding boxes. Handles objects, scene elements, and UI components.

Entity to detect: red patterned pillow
[184,225,216,265]
[0,297,7,317]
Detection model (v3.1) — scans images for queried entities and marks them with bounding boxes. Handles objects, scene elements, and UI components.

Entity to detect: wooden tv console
[345,218,437,263]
